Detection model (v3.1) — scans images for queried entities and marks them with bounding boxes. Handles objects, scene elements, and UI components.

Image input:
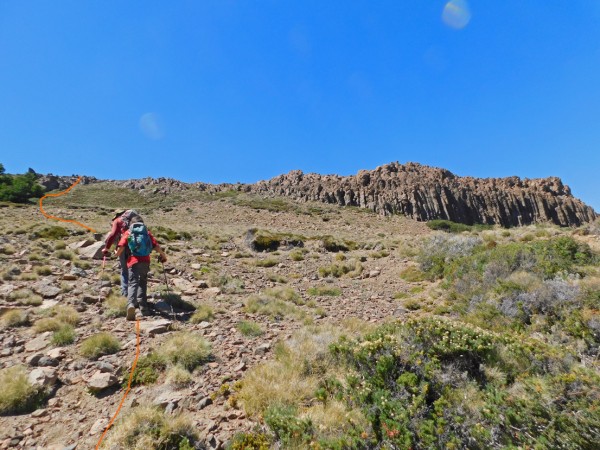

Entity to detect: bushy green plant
[307,286,342,297]
[190,304,214,323]
[236,320,264,337]
[157,333,211,371]
[32,226,69,240]
[0,164,44,203]
[80,332,121,359]
[52,325,76,346]
[0,366,47,414]
[328,317,600,449]
[129,353,167,386]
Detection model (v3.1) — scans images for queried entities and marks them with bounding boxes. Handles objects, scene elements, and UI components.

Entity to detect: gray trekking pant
[119,251,129,296]
[127,262,150,308]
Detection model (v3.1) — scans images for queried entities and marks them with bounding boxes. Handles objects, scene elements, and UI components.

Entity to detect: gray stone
[68,239,95,251]
[95,362,114,373]
[89,418,108,436]
[254,343,271,355]
[70,267,87,278]
[153,392,182,409]
[28,367,58,387]
[205,287,221,297]
[32,282,61,299]
[25,334,50,352]
[26,353,44,366]
[139,319,172,336]
[197,396,212,410]
[38,356,59,367]
[0,284,16,298]
[77,241,104,260]
[87,371,118,392]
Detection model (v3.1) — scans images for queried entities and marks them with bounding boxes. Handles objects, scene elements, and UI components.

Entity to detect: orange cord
[95,319,141,449]
[39,176,97,232]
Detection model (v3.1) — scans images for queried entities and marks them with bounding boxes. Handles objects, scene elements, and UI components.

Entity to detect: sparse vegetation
[105,295,128,318]
[1,309,29,328]
[156,333,211,371]
[80,332,121,359]
[101,406,199,449]
[307,286,341,296]
[190,304,215,323]
[0,366,47,415]
[318,259,363,278]
[52,324,76,346]
[32,225,69,240]
[236,320,264,337]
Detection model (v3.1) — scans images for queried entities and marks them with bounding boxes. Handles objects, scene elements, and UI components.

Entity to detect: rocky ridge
[34,162,597,227]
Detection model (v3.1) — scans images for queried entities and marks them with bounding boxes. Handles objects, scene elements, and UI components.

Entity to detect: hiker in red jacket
[102,210,142,296]
[114,220,167,320]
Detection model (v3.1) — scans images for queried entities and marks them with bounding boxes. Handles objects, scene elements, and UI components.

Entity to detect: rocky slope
[34,162,597,227]
[248,162,597,227]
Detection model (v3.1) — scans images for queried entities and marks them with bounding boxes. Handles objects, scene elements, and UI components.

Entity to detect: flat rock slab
[25,333,50,352]
[77,241,104,260]
[32,282,61,299]
[139,319,172,336]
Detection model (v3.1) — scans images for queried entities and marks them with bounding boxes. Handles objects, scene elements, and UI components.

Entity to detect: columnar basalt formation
[247,162,597,227]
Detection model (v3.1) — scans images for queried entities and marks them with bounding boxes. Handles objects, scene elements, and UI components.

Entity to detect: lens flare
[442,0,471,30]
[139,112,164,140]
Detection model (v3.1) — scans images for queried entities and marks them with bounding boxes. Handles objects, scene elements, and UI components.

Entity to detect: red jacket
[104,217,128,250]
[117,230,159,268]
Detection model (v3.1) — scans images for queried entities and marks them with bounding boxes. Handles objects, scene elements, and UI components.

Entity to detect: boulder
[32,282,61,299]
[28,367,58,387]
[78,241,104,260]
[139,319,172,336]
[87,370,118,392]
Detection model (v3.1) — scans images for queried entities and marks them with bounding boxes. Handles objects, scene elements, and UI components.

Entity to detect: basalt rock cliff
[247,162,597,227]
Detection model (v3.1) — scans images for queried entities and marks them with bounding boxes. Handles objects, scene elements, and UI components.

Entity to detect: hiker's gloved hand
[101,247,110,257]
[158,254,167,263]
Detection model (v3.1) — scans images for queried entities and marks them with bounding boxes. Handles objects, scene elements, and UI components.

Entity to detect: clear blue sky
[1,1,599,210]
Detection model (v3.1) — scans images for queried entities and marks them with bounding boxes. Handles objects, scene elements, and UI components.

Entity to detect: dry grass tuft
[101,406,198,449]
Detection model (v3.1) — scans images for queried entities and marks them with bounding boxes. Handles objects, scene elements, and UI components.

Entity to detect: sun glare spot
[442,0,471,30]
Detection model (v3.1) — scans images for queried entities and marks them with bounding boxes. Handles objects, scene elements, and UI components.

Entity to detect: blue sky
[1,1,599,210]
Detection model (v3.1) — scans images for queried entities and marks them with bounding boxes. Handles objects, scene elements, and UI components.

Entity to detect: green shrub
[129,353,167,386]
[320,235,357,252]
[290,250,305,261]
[1,309,29,328]
[228,432,271,450]
[104,295,127,318]
[157,333,211,371]
[80,332,121,359]
[427,219,493,233]
[307,286,341,297]
[318,260,363,278]
[328,317,600,449]
[55,250,73,260]
[102,406,199,449]
[399,266,427,282]
[190,304,215,323]
[32,226,69,240]
[0,366,47,414]
[0,164,44,203]
[52,325,76,346]
[236,320,264,337]
[35,266,53,276]
[255,258,278,268]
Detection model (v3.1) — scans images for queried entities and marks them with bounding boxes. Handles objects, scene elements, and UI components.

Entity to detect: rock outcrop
[247,162,597,227]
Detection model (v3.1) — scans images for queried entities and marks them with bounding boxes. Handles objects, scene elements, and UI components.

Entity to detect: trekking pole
[160,260,176,322]
[98,255,106,303]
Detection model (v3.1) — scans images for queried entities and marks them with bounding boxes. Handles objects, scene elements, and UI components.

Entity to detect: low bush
[156,333,211,371]
[80,332,121,359]
[0,366,47,415]
[427,219,493,233]
[1,309,29,328]
[129,353,167,386]
[255,258,278,268]
[236,320,264,337]
[190,304,214,323]
[104,295,127,318]
[320,235,357,252]
[52,325,76,346]
[307,286,341,297]
[318,259,363,278]
[32,226,69,240]
[101,406,199,449]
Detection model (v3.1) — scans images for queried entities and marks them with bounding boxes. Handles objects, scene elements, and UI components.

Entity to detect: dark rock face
[247,162,597,227]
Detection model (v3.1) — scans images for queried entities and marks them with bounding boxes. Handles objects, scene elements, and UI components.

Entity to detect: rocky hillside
[248,162,597,227]
[35,162,597,228]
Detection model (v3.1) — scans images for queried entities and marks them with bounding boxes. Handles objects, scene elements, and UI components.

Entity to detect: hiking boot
[140,305,152,317]
[126,304,136,321]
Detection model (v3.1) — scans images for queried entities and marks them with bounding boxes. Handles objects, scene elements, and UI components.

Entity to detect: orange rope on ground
[39,176,97,232]
[95,319,141,449]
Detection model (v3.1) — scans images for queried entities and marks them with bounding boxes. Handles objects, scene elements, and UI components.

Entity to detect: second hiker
[114,217,167,320]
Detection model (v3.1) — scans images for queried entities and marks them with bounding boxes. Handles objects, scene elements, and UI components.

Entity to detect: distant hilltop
[35,162,597,227]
